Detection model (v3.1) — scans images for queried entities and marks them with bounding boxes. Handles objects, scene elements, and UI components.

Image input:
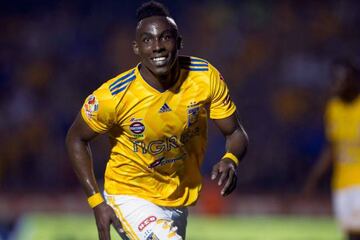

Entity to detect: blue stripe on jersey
[189,58,207,63]
[111,84,129,95]
[187,63,208,67]
[179,58,209,70]
[182,67,209,71]
[109,69,135,89]
[110,75,136,92]
[110,75,136,95]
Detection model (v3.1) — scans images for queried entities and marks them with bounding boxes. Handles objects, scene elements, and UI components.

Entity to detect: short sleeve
[81,85,116,133]
[209,66,236,119]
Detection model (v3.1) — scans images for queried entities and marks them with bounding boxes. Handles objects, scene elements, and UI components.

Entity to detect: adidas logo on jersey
[159,103,172,113]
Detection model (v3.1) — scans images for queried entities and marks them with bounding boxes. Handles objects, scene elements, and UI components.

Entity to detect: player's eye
[142,37,151,43]
[162,35,172,41]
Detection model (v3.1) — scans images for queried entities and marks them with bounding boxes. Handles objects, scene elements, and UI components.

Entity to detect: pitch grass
[12,213,344,240]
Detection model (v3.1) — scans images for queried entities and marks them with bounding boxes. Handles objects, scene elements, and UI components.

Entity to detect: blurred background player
[66,1,248,240]
[304,58,360,240]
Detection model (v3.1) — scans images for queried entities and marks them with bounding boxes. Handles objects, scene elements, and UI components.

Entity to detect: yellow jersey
[81,56,236,207]
[325,96,360,190]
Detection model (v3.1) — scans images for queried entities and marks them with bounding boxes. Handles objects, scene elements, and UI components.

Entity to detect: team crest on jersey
[187,102,200,127]
[84,95,99,118]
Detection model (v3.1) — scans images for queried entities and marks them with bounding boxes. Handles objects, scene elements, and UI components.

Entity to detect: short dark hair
[136,1,171,22]
[332,57,358,74]
[332,57,353,68]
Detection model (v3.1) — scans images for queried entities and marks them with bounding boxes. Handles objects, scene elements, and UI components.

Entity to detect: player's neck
[339,91,359,103]
[139,62,180,92]
[337,85,360,103]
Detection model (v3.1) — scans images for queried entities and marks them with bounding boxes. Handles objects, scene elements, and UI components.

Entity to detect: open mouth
[152,56,166,61]
[150,55,169,66]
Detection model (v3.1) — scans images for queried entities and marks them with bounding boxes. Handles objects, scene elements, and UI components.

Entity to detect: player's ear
[177,36,183,50]
[132,41,139,55]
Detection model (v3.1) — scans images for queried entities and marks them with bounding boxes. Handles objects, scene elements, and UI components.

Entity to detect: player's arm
[303,143,334,195]
[211,112,249,196]
[66,113,100,196]
[65,113,124,240]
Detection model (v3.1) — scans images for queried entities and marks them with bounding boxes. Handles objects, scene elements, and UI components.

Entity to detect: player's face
[332,64,353,91]
[134,16,180,77]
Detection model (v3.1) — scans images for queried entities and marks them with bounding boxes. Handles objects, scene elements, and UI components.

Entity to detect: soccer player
[66,1,248,239]
[304,59,360,240]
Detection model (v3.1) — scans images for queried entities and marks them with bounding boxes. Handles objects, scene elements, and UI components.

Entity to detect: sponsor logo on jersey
[148,154,185,168]
[130,122,145,134]
[130,117,143,122]
[84,95,99,118]
[138,216,157,231]
[146,233,159,240]
[133,136,179,155]
[187,102,200,127]
[159,103,172,113]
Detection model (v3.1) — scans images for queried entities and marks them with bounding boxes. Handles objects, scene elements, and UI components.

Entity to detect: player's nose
[152,39,164,52]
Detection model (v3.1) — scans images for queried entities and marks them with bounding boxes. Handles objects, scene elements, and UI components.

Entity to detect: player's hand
[211,158,237,196]
[93,202,125,240]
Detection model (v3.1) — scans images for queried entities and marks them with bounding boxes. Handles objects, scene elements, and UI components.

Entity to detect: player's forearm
[66,134,100,197]
[307,146,333,183]
[225,125,248,163]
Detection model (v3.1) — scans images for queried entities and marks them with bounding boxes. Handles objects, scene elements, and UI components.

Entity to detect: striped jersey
[325,96,360,189]
[81,56,236,206]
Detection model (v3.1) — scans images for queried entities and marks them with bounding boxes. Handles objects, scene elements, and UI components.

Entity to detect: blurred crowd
[1,0,360,193]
